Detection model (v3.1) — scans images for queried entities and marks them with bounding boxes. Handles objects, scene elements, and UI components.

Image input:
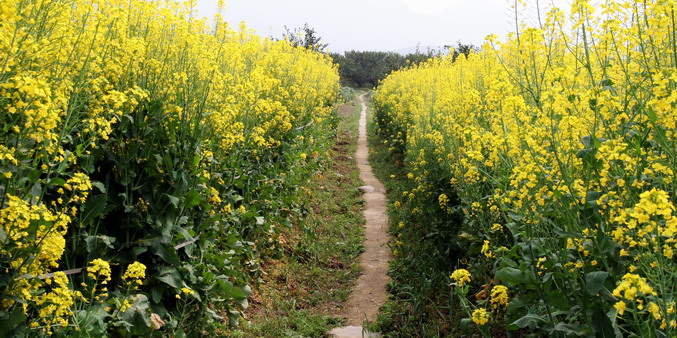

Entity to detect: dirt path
[329,93,391,337]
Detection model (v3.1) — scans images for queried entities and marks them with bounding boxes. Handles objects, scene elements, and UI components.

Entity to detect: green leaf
[547,290,570,310]
[150,286,163,304]
[131,245,148,256]
[511,310,547,328]
[495,267,537,285]
[577,148,596,160]
[48,177,66,187]
[205,308,223,321]
[598,286,616,301]
[91,181,107,193]
[608,308,623,337]
[121,294,151,333]
[0,307,26,335]
[554,322,587,336]
[80,154,96,173]
[232,285,251,308]
[151,242,180,265]
[554,229,583,239]
[55,151,71,174]
[542,272,553,283]
[185,190,202,208]
[85,235,116,254]
[167,194,179,208]
[586,271,609,296]
[460,318,473,330]
[29,182,42,200]
[81,194,108,224]
[591,304,618,338]
[581,135,594,148]
[506,295,529,313]
[77,304,109,335]
[586,191,603,207]
[242,285,252,297]
[647,108,658,123]
[157,268,182,288]
[178,227,194,242]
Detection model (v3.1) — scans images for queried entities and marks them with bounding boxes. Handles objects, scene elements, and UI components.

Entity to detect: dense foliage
[374,0,677,336]
[0,0,339,335]
[331,43,475,88]
[330,51,438,88]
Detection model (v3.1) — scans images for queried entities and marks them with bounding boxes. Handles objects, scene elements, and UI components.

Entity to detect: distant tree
[283,23,328,53]
[330,50,438,88]
[445,41,479,61]
[330,42,477,88]
[405,48,442,65]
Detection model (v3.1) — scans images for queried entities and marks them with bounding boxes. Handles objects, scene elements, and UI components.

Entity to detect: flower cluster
[471,308,490,326]
[34,272,80,334]
[450,269,471,287]
[122,262,146,287]
[490,285,509,309]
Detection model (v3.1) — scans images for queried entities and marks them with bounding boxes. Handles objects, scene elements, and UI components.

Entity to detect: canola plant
[0,0,338,335]
[375,0,677,335]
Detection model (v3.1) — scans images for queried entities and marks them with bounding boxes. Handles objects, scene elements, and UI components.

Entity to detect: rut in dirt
[330,93,391,336]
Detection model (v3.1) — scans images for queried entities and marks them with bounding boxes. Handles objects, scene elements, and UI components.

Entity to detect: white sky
[195,0,521,53]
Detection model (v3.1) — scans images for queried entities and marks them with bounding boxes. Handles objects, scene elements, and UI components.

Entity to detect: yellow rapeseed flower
[615,301,627,315]
[87,259,112,284]
[471,307,490,325]
[450,269,471,287]
[122,262,147,286]
[490,285,509,308]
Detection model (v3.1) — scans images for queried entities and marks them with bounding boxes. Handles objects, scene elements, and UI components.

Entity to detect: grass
[228,95,366,337]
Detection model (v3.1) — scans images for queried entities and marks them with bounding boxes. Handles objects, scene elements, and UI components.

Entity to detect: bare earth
[329,94,391,337]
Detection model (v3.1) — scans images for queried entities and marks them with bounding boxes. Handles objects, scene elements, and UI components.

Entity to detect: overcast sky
[195,0,521,53]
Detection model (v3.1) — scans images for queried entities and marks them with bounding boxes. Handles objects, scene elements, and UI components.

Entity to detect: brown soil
[330,93,391,337]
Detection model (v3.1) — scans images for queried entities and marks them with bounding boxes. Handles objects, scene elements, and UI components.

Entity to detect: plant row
[0,0,339,335]
[374,0,676,336]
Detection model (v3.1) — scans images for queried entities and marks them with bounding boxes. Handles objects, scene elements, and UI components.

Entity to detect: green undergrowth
[365,96,477,337]
[228,95,366,337]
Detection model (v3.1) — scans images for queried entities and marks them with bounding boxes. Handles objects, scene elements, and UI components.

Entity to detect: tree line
[283,24,476,88]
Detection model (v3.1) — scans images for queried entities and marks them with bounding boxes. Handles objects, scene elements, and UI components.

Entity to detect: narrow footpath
[330,93,391,337]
